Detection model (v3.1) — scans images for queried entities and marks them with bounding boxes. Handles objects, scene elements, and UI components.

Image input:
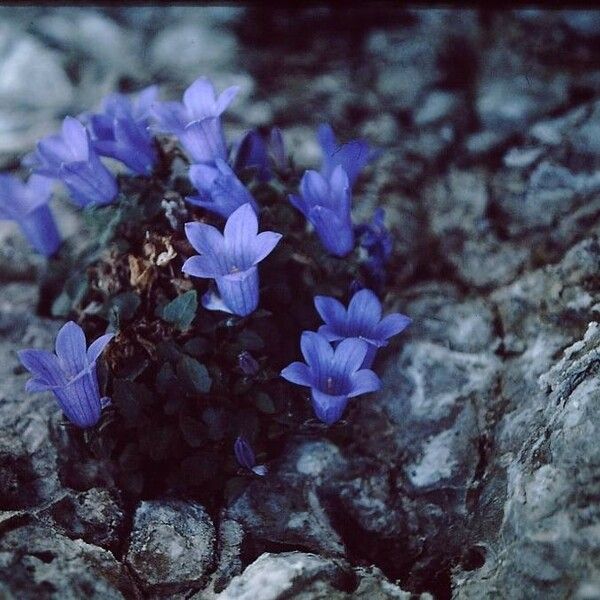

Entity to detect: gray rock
[0,25,73,110]
[425,168,529,289]
[465,129,512,157]
[215,552,418,600]
[149,23,238,81]
[125,500,215,593]
[414,90,460,126]
[35,11,140,74]
[399,283,498,354]
[360,113,400,147]
[502,146,544,169]
[477,74,569,133]
[45,488,125,550]
[567,100,600,164]
[208,518,245,593]
[0,522,138,599]
[227,441,347,558]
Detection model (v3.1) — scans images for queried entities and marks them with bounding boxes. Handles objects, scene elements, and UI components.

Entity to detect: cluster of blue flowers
[281,289,411,425]
[9,75,409,472]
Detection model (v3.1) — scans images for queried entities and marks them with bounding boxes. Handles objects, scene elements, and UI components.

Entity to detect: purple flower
[182,203,282,317]
[0,174,61,257]
[238,351,260,376]
[355,208,393,286]
[233,126,287,181]
[289,165,354,257]
[25,117,118,208]
[187,158,258,218]
[317,124,378,187]
[18,321,114,428]
[314,289,411,369]
[151,77,238,164]
[87,86,158,175]
[281,332,381,425]
[234,436,267,476]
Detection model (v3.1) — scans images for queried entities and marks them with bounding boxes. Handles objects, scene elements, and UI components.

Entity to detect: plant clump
[7,76,410,506]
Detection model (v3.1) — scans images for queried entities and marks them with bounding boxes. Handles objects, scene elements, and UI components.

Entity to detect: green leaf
[108,292,141,324]
[156,363,176,395]
[176,355,212,394]
[180,452,220,482]
[255,392,276,414]
[51,274,89,317]
[202,407,226,441]
[112,379,151,424]
[156,340,182,362]
[179,414,207,448]
[237,329,264,351]
[161,290,198,331]
[183,337,210,358]
[51,292,73,317]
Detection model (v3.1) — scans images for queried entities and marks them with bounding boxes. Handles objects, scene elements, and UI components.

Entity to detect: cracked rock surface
[1,6,600,599]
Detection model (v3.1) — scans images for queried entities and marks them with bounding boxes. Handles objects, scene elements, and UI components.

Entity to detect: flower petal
[216,267,259,317]
[288,193,309,218]
[311,389,348,425]
[25,377,51,393]
[189,163,219,195]
[314,295,347,328]
[333,337,368,378]
[300,170,328,204]
[61,117,90,161]
[150,101,188,134]
[86,333,115,364]
[55,321,87,376]
[348,368,381,398]
[280,361,313,387]
[182,255,222,279]
[183,78,217,120]
[18,204,61,257]
[300,331,334,373]
[234,435,255,470]
[308,205,354,257]
[135,85,159,119]
[52,365,102,428]
[252,231,282,265]
[224,203,258,270]
[201,288,235,314]
[374,313,412,340]
[329,165,351,213]
[347,289,382,336]
[317,324,344,342]
[18,349,66,387]
[180,117,227,164]
[215,86,240,115]
[184,221,224,256]
[317,123,336,157]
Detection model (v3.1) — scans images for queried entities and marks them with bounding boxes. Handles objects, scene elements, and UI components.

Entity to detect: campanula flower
[25,117,118,208]
[234,436,267,476]
[314,288,411,369]
[87,85,158,175]
[355,208,393,286]
[151,77,238,164]
[238,351,260,376]
[233,126,287,181]
[18,321,114,428]
[317,124,378,187]
[187,158,258,218]
[289,165,354,257]
[182,203,282,317]
[281,332,381,425]
[0,174,61,257]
